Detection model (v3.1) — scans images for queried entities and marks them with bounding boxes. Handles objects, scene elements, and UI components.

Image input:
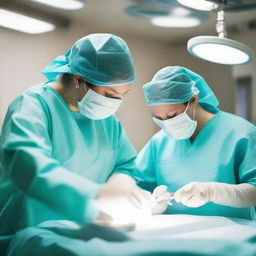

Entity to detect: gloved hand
[97,173,151,207]
[96,174,152,220]
[174,182,256,208]
[151,185,173,214]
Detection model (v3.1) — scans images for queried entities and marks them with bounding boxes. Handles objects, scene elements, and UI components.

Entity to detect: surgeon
[0,33,151,255]
[135,66,256,219]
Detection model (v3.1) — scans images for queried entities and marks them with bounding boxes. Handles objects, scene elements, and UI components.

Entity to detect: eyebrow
[152,111,177,120]
[109,88,130,95]
[166,111,178,117]
[152,114,163,119]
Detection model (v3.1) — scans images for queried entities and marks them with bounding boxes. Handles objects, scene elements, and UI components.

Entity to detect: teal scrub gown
[0,83,137,254]
[135,111,256,220]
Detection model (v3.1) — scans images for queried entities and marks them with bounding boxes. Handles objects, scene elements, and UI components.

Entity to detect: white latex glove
[96,174,151,220]
[151,185,173,214]
[174,182,256,208]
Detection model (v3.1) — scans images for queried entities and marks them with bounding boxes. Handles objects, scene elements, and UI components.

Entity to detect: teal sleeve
[236,134,256,187]
[111,119,138,178]
[0,94,100,224]
[134,139,157,192]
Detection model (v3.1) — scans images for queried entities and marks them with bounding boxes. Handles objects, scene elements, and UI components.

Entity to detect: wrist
[207,182,219,203]
[209,182,232,204]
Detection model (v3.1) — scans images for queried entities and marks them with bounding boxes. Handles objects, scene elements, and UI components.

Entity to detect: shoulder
[7,84,50,116]
[214,112,256,146]
[219,112,256,134]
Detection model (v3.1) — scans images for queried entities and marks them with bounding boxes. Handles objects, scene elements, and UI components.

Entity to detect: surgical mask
[153,101,197,140]
[78,88,123,120]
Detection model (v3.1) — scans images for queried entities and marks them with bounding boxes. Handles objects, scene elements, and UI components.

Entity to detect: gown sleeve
[133,138,157,192]
[0,93,100,224]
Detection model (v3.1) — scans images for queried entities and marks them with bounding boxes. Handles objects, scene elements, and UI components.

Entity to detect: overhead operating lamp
[187,9,254,65]
[151,6,203,27]
[177,0,256,12]
[177,0,219,11]
[151,15,201,28]
[125,1,208,28]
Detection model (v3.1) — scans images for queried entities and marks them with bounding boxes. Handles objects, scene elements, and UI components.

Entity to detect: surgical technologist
[0,33,150,255]
[136,66,256,219]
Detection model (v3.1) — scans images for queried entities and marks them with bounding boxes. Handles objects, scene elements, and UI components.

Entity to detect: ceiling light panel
[0,8,55,34]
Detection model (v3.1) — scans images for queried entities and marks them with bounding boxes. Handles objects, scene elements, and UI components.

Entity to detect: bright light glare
[0,9,55,34]
[191,43,250,65]
[30,0,84,10]
[151,16,200,28]
[172,7,191,16]
[96,196,152,224]
[177,0,219,11]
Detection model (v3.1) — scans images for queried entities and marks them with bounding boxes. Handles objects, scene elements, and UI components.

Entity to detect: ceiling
[1,0,256,43]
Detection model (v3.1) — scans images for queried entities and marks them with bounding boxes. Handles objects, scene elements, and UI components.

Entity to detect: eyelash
[105,93,114,97]
[105,93,121,99]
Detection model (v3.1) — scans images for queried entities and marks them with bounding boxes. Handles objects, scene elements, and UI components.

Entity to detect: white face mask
[78,88,123,120]
[153,101,197,140]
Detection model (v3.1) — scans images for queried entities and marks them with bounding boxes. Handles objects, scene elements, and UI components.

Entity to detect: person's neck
[50,81,79,112]
[190,105,216,142]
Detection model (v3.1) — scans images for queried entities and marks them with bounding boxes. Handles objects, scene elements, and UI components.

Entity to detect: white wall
[0,20,237,151]
[0,21,90,119]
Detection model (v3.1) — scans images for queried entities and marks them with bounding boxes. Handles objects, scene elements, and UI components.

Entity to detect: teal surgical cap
[42,33,136,86]
[143,66,219,112]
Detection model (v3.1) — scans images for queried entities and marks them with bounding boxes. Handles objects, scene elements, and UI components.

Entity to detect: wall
[231,29,256,123]
[0,20,236,151]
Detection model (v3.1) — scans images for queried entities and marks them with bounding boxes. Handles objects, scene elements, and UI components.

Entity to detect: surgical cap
[42,33,136,86]
[143,66,219,112]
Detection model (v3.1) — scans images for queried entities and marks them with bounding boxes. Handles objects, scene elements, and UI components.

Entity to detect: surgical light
[188,36,253,65]
[177,0,219,12]
[187,10,254,65]
[0,9,55,34]
[30,0,84,10]
[150,6,204,28]
[172,7,191,16]
[151,16,201,27]
[125,1,207,28]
